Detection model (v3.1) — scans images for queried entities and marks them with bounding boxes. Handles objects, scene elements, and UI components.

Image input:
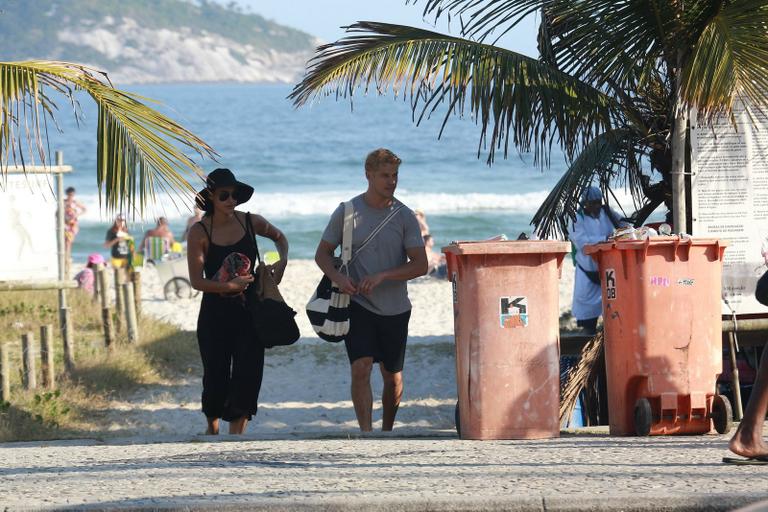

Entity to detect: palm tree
[290,1,768,237]
[1,61,216,213]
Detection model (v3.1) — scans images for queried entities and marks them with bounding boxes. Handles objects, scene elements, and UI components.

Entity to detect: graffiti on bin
[650,276,671,287]
[500,296,528,328]
[605,268,617,300]
[677,278,695,286]
[451,273,458,304]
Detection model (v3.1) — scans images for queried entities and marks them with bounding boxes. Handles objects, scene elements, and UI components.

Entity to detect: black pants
[197,294,265,422]
[577,317,599,335]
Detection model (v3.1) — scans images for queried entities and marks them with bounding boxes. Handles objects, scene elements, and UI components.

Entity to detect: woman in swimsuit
[64,187,86,258]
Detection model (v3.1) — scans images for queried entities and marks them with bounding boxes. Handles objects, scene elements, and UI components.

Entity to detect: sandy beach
[98,258,576,437]
[140,258,576,339]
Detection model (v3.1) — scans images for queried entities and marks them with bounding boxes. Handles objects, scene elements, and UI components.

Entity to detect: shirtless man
[140,216,176,254]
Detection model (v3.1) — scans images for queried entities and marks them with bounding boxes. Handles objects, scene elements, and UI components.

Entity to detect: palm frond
[0,60,217,214]
[531,127,641,238]
[682,1,768,117]
[290,22,617,164]
[560,331,604,427]
[412,0,543,43]
[543,1,678,90]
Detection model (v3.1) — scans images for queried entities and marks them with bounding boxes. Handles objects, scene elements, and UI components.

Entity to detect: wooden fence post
[123,282,139,344]
[21,332,37,390]
[40,325,55,389]
[113,267,123,332]
[0,343,10,402]
[97,267,114,347]
[55,151,74,371]
[61,307,74,371]
[93,266,101,303]
[132,271,142,319]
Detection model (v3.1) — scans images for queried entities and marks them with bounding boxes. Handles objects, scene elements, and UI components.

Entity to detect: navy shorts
[345,301,411,373]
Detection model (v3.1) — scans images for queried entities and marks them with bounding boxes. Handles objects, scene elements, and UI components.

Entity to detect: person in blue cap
[570,186,626,334]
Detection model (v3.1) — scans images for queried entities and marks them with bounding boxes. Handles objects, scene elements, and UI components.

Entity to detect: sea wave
[75,189,579,223]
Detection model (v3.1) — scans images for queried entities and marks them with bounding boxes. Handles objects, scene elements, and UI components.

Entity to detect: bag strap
[340,201,354,266]
[242,212,262,265]
[576,262,600,282]
[351,204,405,263]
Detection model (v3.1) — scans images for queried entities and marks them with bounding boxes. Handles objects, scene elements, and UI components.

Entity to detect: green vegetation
[0,0,315,66]
[0,288,199,442]
[291,1,768,236]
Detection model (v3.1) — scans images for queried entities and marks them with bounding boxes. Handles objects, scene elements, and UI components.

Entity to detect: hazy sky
[236,0,540,56]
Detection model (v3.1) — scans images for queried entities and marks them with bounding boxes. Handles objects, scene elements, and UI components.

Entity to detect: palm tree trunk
[671,49,688,234]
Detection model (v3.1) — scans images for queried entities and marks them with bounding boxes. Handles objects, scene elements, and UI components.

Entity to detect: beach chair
[143,236,170,263]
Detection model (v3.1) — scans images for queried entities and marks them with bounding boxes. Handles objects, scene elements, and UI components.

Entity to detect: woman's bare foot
[729,423,768,459]
[228,416,248,435]
[205,417,220,435]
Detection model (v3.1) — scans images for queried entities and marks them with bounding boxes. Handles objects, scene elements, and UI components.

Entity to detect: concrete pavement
[2,428,768,511]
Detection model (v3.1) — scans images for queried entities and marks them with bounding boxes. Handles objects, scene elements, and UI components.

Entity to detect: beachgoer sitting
[414,209,430,237]
[424,234,446,278]
[140,217,176,262]
[74,253,105,294]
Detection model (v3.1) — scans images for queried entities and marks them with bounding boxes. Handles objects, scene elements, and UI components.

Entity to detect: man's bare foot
[229,417,248,435]
[205,418,219,435]
[729,424,768,459]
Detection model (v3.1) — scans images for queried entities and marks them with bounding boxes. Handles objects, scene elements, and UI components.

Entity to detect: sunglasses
[215,190,241,202]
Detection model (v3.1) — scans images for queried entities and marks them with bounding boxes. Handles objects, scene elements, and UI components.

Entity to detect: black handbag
[244,213,300,348]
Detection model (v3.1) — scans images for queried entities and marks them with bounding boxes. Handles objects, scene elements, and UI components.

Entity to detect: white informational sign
[691,101,768,315]
[0,173,59,281]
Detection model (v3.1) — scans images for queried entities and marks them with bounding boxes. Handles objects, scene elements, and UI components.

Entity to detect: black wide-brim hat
[195,168,254,212]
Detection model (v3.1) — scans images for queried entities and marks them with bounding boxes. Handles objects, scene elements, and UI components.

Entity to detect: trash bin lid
[583,236,728,255]
[441,240,571,256]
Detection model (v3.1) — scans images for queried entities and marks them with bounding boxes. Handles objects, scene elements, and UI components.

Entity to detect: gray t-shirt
[321,194,425,316]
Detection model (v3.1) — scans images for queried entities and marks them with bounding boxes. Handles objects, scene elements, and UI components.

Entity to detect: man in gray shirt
[316,148,428,432]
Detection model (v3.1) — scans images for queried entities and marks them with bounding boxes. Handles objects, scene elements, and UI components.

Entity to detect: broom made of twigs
[560,331,605,426]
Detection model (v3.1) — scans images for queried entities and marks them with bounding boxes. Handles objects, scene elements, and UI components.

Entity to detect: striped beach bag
[306,201,354,342]
[307,201,406,342]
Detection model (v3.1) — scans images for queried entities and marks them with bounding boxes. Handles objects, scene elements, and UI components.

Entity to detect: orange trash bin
[584,237,732,436]
[443,240,570,440]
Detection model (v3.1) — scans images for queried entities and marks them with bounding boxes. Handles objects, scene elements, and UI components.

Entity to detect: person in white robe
[570,186,627,334]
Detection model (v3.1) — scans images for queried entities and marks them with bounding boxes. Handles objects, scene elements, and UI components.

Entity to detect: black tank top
[197,213,259,282]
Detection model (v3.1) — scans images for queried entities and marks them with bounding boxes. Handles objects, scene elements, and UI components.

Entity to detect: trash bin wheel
[454,401,461,438]
[712,394,733,435]
[163,277,196,301]
[634,398,653,436]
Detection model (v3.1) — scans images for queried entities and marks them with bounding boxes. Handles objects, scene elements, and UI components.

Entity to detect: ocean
[45,83,574,263]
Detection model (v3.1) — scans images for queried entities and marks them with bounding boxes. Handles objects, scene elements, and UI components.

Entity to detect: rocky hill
[0,0,318,84]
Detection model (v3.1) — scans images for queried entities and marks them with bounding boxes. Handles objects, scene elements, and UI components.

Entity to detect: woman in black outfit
[187,168,289,435]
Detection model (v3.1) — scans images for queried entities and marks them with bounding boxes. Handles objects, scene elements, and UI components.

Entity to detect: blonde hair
[365,148,402,172]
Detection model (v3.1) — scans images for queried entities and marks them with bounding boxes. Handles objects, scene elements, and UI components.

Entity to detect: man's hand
[358,273,384,295]
[333,272,358,295]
